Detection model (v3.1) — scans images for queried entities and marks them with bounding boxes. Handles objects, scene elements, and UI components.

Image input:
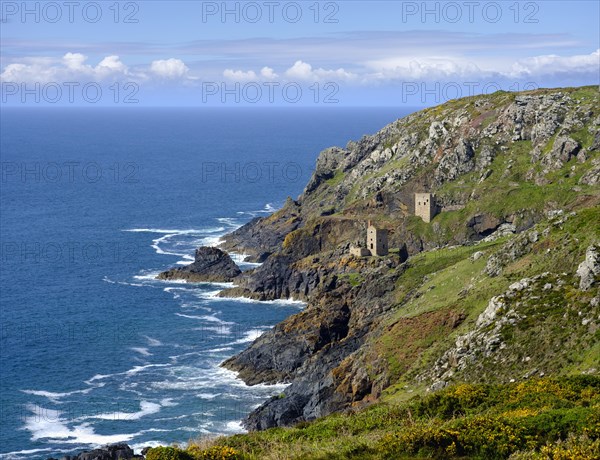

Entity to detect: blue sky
[1,1,599,106]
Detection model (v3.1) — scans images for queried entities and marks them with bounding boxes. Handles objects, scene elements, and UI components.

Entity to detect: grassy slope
[156,376,600,459]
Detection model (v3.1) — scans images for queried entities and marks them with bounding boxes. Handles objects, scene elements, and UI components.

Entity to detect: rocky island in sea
[60,86,600,459]
[157,247,241,283]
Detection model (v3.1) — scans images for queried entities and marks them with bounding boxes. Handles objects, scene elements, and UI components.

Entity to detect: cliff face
[219,86,600,430]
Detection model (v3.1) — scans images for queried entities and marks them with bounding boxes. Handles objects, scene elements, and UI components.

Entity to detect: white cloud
[284,60,356,82]
[0,53,191,84]
[260,66,278,79]
[223,66,279,81]
[508,49,600,78]
[97,55,127,73]
[364,56,488,81]
[223,69,258,81]
[63,52,88,71]
[150,58,189,79]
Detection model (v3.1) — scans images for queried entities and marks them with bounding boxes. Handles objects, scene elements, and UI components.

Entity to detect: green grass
[148,376,600,460]
[325,169,346,187]
[339,272,365,287]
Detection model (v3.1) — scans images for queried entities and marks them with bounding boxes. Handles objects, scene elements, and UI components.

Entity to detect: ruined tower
[415,193,436,223]
[367,221,388,256]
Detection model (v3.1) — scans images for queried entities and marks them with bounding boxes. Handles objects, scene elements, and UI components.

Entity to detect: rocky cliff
[218,86,599,431]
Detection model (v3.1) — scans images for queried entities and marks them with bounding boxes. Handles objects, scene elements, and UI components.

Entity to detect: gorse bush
[145,376,600,459]
[146,447,192,460]
[509,434,600,460]
[146,445,240,460]
[187,445,240,460]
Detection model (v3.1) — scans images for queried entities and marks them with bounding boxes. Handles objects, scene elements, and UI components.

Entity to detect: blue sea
[0,107,411,459]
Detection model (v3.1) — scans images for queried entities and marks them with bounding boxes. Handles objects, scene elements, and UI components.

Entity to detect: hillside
[151,86,599,459]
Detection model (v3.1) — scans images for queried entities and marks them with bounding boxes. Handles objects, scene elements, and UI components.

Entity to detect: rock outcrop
[47,444,140,460]
[577,244,600,290]
[157,247,241,282]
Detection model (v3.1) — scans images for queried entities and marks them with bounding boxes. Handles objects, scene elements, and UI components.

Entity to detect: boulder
[48,444,137,460]
[157,246,241,282]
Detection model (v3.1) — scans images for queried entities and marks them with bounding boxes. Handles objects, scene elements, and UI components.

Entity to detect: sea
[0,107,413,459]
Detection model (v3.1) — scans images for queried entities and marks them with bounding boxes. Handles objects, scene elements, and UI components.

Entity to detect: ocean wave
[227,329,269,346]
[0,447,73,460]
[133,272,162,281]
[82,363,171,386]
[190,325,232,336]
[78,401,162,422]
[224,421,246,433]
[196,393,221,400]
[124,228,225,235]
[174,313,234,325]
[23,405,138,445]
[20,387,94,403]
[143,335,163,346]
[130,347,152,357]
[202,291,306,307]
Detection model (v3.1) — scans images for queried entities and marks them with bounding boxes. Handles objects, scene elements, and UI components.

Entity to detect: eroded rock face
[47,444,139,460]
[157,247,241,282]
[577,244,600,291]
[541,136,580,171]
[222,260,404,430]
[579,159,600,185]
[219,198,302,262]
[434,139,475,185]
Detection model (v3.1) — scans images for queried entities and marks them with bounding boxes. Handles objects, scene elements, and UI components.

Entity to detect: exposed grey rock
[476,144,496,171]
[541,136,580,171]
[579,159,600,185]
[471,251,485,261]
[434,139,475,184]
[484,232,533,277]
[48,444,138,460]
[467,214,501,238]
[576,244,600,290]
[304,147,349,194]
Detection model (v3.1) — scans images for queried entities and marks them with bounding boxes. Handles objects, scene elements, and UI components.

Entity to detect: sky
[1,0,599,106]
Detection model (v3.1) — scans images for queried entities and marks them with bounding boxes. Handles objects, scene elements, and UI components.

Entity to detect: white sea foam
[225,421,246,433]
[133,272,162,281]
[124,228,224,234]
[205,292,306,308]
[175,313,234,325]
[84,374,111,384]
[196,393,221,400]
[160,398,179,407]
[216,217,241,228]
[228,329,267,345]
[80,401,161,421]
[83,363,171,387]
[191,325,232,335]
[21,388,93,402]
[125,363,171,377]
[23,405,137,445]
[206,347,233,353]
[143,335,163,346]
[200,235,224,247]
[130,347,152,357]
[0,447,59,459]
[130,441,163,454]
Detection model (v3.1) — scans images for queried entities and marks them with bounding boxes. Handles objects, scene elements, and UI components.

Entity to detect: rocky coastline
[53,86,600,458]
